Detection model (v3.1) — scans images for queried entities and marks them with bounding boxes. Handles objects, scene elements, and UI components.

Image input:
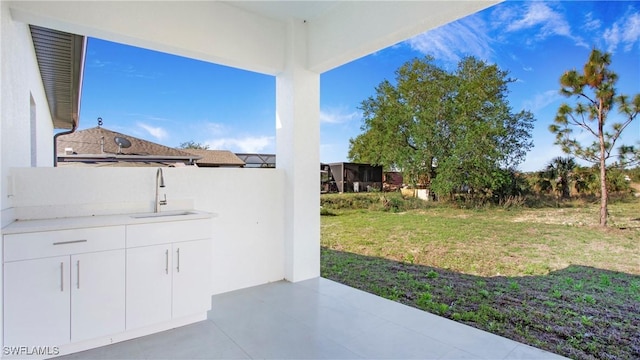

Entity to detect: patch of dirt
[322,248,640,360]
[512,208,596,226]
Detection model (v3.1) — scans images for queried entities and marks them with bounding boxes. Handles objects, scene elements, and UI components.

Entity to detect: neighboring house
[321,163,333,193]
[235,153,276,168]
[384,171,404,191]
[56,126,201,167]
[322,167,402,193]
[183,149,245,168]
[327,162,383,193]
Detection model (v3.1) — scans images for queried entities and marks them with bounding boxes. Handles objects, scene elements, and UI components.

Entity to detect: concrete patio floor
[58,278,567,359]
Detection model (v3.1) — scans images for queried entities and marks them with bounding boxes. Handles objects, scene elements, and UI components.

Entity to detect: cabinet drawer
[126,219,210,248]
[4,226,125,262]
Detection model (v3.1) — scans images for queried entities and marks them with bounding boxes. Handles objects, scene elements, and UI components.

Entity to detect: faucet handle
[160,194,168,206]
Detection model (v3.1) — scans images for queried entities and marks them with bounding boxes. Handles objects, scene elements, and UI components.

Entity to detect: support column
[276,19,320,282]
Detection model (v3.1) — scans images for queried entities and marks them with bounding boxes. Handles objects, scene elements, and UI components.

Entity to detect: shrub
[321,192,434,212]
[320,207,336,216]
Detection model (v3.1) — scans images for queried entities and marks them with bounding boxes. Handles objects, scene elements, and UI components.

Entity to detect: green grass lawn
[320,194,640,360]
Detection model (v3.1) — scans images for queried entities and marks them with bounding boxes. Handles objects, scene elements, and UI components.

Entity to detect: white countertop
[2,210,214,234]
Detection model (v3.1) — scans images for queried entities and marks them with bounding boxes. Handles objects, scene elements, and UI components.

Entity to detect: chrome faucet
[154,168,167,212]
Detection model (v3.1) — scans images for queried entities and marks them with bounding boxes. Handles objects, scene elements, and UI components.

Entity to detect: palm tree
[544,157,576,199]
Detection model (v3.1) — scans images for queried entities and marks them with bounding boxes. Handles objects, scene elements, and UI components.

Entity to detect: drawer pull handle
[53,239,87,245]
[60,262,64,292]
[77,260,81,289]
[165,249,169,274]
[176,248,180,273]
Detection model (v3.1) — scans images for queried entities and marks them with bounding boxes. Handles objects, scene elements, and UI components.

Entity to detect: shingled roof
[58,127,190,156]
[182,149,245,167]
[56,127,200,166]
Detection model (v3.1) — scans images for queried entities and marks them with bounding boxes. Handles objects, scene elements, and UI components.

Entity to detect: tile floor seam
[501,343,520,359]
[340,298,461,351]
[206,319,254,359]
[209,298,363,359]
[436,346,487,360]
[297,280,478,358]
[425,326,519,359]
[312,280,544,360]
[338,319,454,359]
[275,309,368,359]
[368,303,527,359]
[502,344,519,360]
[270,294,392,344]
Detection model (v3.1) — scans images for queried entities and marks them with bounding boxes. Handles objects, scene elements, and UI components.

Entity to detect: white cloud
[89,59,111,68]
[604,10,640,53]
[137,122,168,142]
[622,12,640,50]
[90,61,160,79]
[582,12,602,32]
[406,15,493,64]
[197,121,227,136]
[126,113,171,123]
[206,136,274,153]
[522,90,562,112]
[122,64,161,79]
[498,2,586,48]
[320,107,360,124]
[505,2,570,38]
[603,24,621,53]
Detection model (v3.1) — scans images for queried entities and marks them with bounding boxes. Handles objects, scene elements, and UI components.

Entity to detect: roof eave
[58,154,203,161]
[30,25,86,130]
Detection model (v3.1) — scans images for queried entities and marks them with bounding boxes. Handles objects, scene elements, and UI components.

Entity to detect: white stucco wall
[9,166,286,295]
[8,1,286,75]
[276,19,321,282]
[308,1,500,72]
[1,1,54,228]
[8,1,501,76]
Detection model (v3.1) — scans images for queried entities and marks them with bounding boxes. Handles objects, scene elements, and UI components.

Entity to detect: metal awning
[29,25,86,130]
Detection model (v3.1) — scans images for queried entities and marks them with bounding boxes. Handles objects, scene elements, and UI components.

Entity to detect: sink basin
[130,210,197,219]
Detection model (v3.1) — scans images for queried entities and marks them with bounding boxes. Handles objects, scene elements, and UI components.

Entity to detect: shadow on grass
[321,247,640,360]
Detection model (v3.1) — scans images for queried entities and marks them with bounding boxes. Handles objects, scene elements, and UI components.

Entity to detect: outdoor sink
[130,210,198,219]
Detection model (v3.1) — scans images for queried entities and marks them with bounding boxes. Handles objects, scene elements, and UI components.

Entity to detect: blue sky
[78,1,640,172]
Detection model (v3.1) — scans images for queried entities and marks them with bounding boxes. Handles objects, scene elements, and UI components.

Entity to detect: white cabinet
[172,239,211,319]
[125,244,173,329]
[3,226,126,347]
[126,219,211,330]
[2,214,212,356]
[71,249,125,342]
[4,256,71,347]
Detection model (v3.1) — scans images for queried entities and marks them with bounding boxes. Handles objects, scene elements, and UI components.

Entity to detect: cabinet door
[71,250,125,342]
[172,239,212,319]
[4,256,70,347]
[126,244,172,329]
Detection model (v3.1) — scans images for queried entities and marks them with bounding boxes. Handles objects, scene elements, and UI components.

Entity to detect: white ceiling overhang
[9,1,500,76]
[29,25,86,130]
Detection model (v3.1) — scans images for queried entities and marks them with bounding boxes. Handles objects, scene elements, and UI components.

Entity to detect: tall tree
[549,49,640,226]
[350,58,451,189]
[349,56,534,201]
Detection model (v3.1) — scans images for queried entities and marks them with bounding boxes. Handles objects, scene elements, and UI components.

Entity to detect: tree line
[348,49,639,226]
